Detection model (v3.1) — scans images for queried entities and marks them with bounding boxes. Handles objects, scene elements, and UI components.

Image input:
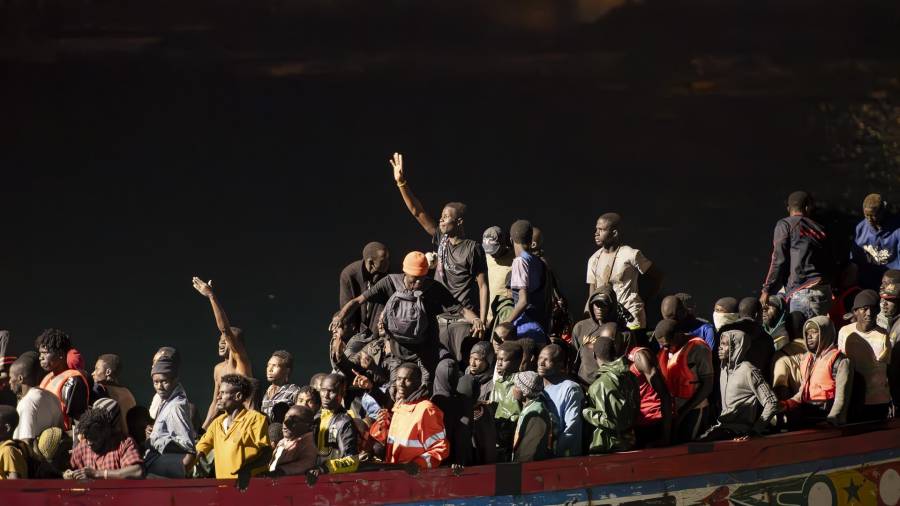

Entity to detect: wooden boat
[4,420,899,505]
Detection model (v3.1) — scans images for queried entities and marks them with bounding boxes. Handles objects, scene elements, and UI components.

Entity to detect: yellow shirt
[0,440,27,479]
[195,409,269,479]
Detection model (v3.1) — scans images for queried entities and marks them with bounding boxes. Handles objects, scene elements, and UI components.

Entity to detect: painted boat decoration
[3,420,899,505]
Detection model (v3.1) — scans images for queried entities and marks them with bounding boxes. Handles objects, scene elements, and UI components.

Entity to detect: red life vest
[628,347,663,426]
[801,348,840,402]
[40,369,90,430]
[657,338,709,401]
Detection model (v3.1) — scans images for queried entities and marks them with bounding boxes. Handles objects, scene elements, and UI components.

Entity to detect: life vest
[801,348,840,402]
[40,369,89,430]
[657,338,709,401]
[627,347,663,426]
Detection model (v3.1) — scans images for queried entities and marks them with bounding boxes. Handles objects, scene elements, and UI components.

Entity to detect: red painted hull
[3,420,899,505]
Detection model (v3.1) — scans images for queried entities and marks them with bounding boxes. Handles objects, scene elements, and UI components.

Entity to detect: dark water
[1,1,895,414]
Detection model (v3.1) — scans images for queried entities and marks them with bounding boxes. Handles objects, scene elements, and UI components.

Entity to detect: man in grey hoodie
[699,324,779,441]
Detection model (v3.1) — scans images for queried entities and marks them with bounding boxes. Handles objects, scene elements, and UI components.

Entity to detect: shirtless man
[192,277,255,429]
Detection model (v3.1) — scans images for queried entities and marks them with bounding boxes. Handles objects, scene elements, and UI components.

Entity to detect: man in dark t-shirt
[338,242,391,333]
[331,251,482,385]
[389,152,488,335]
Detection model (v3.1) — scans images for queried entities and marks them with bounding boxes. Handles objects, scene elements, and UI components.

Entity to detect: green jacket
[582,357,639,454]
[491,375,521,422]
[513,397,556,462]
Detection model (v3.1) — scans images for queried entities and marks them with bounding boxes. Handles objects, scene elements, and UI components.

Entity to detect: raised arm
[192,277,250,372]
[391,152,438,236]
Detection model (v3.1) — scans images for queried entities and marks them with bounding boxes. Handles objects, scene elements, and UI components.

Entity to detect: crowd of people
[0,154,898,484]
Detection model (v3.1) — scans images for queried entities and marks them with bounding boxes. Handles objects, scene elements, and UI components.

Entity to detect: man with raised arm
[192,277,256,429]
[390,152,488,333]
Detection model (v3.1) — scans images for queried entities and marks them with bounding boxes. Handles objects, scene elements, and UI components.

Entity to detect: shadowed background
[1,0,897,417]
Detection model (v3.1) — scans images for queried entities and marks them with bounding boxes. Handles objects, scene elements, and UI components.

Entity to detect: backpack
[384,274,430,344]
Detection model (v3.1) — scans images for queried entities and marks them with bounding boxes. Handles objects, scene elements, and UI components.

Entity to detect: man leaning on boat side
[780,316,852,426]
[145,356,196,478]
[699,320,779,442]
[185,374,271,482]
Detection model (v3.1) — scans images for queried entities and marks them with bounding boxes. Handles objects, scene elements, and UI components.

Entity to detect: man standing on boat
[191,277,257,429]
[339,242,391,334]
[390,152,488,348]
[760,190,834,319]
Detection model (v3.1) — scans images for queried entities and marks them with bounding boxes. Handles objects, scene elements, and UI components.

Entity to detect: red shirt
[71,436,143,471]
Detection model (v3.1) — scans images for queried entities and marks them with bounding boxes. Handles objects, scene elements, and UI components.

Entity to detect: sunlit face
[854,305,876,332]
[762,303,781,327]
[266,356,290,383]
[8,367,24,399]
[217,381,243,412]
[468,353,488,375]
[365,250,390,275]
[319,377,342,411]
[217,334,228,357]
[864,206,881,229]
[296,391,320,411]
[594,218,616,248]
[395,367,419,401]
[718,336,730,362]
[439,206,461,235]
[152,373,177,400]
[805,324,820,353]
[496,350,519,377]
[92,359,110,384]
[537,348,560,378]
[38,346,64,372]
[881,298,898,320]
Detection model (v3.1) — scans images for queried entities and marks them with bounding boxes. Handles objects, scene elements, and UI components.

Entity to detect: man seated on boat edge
[68,407,143,480]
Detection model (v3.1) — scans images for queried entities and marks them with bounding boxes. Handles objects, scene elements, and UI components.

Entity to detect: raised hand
[390,152,405,184]
[352,370,373,391]
[192,277,214,298]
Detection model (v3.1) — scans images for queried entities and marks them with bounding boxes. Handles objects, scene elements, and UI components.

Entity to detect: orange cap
[402,251,429,277]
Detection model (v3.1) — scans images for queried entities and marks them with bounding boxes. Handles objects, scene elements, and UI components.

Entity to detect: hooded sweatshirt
[718,316,775,382]
[787,316,852,424]
[572,285,634,382]
[711,327,779,436]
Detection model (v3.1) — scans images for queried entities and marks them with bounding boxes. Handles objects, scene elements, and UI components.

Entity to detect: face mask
[713,312,740,331]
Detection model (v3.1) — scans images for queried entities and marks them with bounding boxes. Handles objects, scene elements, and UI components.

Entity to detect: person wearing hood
[146,356,196,478]
[385,363,449,469]
[879,272,900,412]
[582,333,639,453]
[654,319,714,442]
[712,298,774,381]
[781,316,852,426]
[572,284,637,376]
[837,289,892,422]
[770,312,809,400]
[762,295,791,350]
[662,296,715,354]
[575,322,621,386]
[699,321,779,441]
[511,371,556,463]
[465,342,495,401]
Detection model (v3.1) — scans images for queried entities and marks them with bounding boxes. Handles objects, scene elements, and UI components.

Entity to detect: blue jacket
[852,218,900,289]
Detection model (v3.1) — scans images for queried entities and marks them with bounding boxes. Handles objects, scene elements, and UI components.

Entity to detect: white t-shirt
[586,245,652,328]
[14,387,64,440]
[838,323,891,405]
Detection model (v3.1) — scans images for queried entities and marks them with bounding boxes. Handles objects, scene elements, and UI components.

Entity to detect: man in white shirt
[586,213,660,329]
[8,354,63,444]
[837,289,891,422]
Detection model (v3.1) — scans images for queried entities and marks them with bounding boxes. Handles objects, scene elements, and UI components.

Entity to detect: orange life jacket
[801,348,840,402]
[40,369,90,430]
[657,338,709,401]
[628,347,664,426]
